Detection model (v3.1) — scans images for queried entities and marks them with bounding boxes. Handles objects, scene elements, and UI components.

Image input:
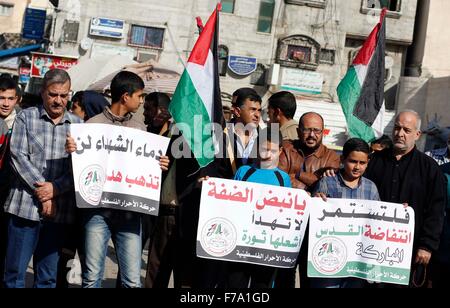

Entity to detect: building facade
[2,0,420,148]
[397,0,450,150]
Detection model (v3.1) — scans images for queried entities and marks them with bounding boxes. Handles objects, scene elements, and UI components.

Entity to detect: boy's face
[259,140,281,169]
[124,89,145,113]
[71,101,85,120]
[341,151,369,181]
[0,88,19,119]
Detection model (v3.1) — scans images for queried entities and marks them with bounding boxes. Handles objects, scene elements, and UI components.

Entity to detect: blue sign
[90,18,124,38]
[19,74,31,84]
[228,55,258,76]
[22,8,47,40]
[19,67,31,84]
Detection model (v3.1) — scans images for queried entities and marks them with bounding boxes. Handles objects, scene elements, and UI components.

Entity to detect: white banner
[308,198,415,285]
[197,177,311,268]
[71,123,170,215]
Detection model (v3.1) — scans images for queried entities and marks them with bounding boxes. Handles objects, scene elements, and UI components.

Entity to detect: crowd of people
[0,68,449,288]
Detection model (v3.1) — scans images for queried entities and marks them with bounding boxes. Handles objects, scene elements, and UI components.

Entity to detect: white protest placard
[197,177,311,268]
[308,198,415,285]
[71,123,170,215]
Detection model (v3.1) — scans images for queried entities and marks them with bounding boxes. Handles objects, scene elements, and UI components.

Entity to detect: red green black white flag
[337,8,387,142]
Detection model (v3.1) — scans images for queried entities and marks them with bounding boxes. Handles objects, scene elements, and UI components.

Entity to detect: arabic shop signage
[281,67,323,94]
[31,52,78,78]
[22,7,46,40]
[89,17,125,39]
[19,67,31,84]
[228,55,258,76]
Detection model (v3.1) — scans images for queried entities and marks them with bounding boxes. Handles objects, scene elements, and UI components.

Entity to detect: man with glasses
[3,69,82,288]
[279,112,340,191]
[277,112,340,288]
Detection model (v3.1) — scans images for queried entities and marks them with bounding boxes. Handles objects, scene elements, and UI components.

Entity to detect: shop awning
[0,44,42,59]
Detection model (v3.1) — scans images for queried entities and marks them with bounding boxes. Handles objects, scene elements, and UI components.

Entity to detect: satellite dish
[80,37,93,51]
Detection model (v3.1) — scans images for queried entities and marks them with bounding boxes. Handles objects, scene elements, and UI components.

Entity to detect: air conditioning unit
[266,63,280,86]
[136,50,158,63]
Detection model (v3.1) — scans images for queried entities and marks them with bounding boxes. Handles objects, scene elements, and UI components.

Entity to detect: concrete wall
[0,0,28,34]
[0,0,51,34]
[397,76,450,151]
[38,0,422,148]
[421,0,450,78]
[396,0,450,150]
[51,0,417,112]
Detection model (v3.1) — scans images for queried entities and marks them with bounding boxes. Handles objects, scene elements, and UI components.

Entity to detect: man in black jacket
[365,110,446,287]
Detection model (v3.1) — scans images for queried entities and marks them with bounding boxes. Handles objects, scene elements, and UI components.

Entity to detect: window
[0,3,13,16]
[277,35,321,70]
[63,20,79,43]
[362,0,402,16]
[284,0,327,9]
[288,45,311,62]
[319,49,335,64]
[218,45,229,76]
[257,0,275,33]
[129,25,165,49]
[367,0,401,11]
[221,0,235,14]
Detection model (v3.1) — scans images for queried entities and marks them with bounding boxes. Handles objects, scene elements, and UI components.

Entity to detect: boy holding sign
[312,138,380,288]
[226,127,291,288]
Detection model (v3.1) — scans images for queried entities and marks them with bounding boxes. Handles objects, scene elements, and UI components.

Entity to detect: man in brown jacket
[279,112,340,191]
[277,111,340,288]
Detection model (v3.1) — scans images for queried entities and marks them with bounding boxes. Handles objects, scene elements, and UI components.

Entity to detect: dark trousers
[0,188,9,287]
[179,198,227,288]
[3,214,66,288]
[56,211,83,288]
[226,262,276,288]
[145,206,180,288]
[275,232,309,288]
[0,209,7,288]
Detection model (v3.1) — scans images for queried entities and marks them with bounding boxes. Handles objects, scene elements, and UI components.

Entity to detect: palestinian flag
[169,5,223,168]
[337,8,387,142]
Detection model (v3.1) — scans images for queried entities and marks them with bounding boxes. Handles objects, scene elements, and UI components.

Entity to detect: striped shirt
[4,106,83,224]
[313,171,380,201]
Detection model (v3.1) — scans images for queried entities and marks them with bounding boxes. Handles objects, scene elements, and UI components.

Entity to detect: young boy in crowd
[226,126,291,288]
[312,137,380,288]
[66,71,169,288]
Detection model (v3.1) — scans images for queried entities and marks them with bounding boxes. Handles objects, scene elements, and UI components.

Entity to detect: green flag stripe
[169,70,215,167]
[337,66,376,142]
